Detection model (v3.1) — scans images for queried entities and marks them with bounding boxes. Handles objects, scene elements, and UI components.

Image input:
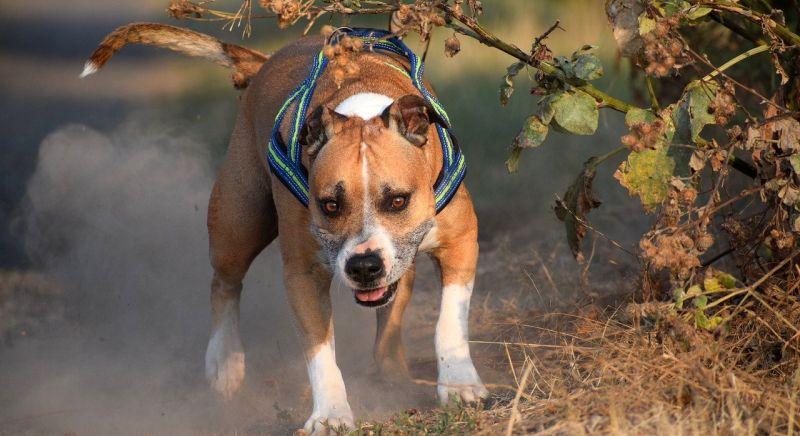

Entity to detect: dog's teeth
[79,61,98,78]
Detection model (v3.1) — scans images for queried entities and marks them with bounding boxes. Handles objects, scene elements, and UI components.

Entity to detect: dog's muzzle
[353,282,397,308]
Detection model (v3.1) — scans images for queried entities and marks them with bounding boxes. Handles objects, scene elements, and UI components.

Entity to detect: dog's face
[304,94,438,307]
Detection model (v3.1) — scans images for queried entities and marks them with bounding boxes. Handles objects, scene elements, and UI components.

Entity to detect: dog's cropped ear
[381,94,445,147]
[300,106,349,156]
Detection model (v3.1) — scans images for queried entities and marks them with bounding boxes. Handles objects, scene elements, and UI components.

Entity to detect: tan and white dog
[83,23,487,433]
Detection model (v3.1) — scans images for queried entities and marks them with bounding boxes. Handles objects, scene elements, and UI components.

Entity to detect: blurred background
[0,1,651,434]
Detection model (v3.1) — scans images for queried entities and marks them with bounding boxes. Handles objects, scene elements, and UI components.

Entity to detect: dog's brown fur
[82,23,269,88]
[84,28,484,434]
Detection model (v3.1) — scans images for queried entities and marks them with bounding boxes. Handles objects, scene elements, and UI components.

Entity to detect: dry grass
[353,288,800,435]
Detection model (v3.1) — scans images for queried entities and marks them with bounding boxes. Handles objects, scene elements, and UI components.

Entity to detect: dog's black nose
[345,252,385,284]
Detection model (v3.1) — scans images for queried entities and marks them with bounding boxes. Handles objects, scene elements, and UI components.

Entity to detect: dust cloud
[0,115,419,435]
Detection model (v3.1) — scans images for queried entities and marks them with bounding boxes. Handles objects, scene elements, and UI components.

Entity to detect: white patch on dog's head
[335,93,394,120]
[332,142,398,290]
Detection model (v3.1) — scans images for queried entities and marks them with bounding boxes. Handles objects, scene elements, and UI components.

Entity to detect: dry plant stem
[440,2,760,181]
[700,44,770,82]
[553,193,639,259]
[182,1,396,22]
[700,140,736,229]
[687,46,789,113]
[533,20,563,50]
[697,137,758,178]
[469,340,593,351]
[696,0,800,46]
[710,11,767,45]
[674,187,761,234]
[704,251,799,310]
[505,360,534,436]
[438,3,634,113]
[645,75,660,111]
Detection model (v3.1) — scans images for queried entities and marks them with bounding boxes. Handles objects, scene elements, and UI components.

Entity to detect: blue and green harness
[266,28,466,214]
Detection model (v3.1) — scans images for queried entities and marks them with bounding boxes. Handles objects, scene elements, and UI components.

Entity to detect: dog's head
[303,93,440,307]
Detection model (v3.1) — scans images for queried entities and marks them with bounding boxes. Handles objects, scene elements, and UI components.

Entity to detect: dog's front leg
[284,262,354,434]
[431,235,488,405]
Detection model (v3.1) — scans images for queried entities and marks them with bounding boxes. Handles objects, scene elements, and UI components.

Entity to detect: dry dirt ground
[0,228,627,436]
[0,114,633,435]
[1,129,797,435]
[4,121,794,435]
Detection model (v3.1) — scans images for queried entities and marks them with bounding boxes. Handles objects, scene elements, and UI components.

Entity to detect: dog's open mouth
[353,282,398,307]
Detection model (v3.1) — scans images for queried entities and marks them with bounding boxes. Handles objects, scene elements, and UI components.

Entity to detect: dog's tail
[80,23,270,89]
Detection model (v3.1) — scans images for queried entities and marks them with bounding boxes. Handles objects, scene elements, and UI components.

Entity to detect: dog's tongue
[355,287,388,302]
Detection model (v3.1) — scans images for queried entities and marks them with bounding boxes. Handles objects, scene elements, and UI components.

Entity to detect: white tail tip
[79,61,98,78]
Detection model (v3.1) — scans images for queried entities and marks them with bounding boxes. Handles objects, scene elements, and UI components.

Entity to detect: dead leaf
[555,157,602,262]
[690,149,706,173]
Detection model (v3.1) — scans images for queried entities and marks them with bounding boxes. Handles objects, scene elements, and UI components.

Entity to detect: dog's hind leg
[374,263,415,382]
[205,112,277,398]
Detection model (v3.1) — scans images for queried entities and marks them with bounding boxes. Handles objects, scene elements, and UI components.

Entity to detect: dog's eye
[322,200,339,215]
[390,195,408,211]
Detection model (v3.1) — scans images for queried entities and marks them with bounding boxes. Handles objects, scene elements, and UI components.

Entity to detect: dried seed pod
[444,35,461,57]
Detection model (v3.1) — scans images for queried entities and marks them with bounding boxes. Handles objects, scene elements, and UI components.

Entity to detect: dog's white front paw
[437,358,488,405]
[303,407,354,435]
[205,328,245,399]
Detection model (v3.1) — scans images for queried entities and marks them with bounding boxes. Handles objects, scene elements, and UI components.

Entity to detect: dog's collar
[266,28,466,214]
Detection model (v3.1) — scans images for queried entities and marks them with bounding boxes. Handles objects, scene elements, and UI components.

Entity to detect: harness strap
[267,28,466,213]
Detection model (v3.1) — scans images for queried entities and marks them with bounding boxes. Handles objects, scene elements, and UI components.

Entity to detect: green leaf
[757,243,773,261]
[673,80,719,143]
[686,285,702,297]
[673,287,686,309]
[717,273,736,289]
[572,53,604,81]
[694,309,710,328]
[506,114,549,173]
[505,147,522,174]
[555,157,603,262]
[790,154,800,174]
[625,108,657,126]
[549,91,599,135]
[703,277,722,293]
[539,94,557,124]
[686,6,712,20]
[693,294,708,309]
[573,44,598,55]
[516,114,549,149]
[614,148,676,211]
[553,55,573,78]
[638,15,656,35]
[657,0,690,16]
[695,310,723,329]
[500,61,526,106]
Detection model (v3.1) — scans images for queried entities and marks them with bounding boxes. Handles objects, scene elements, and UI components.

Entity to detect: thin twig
[700,44,770,82]
[505,359,534,436]
[438,3,636,114]
[645,75,660,111]
[686,45,789,113]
